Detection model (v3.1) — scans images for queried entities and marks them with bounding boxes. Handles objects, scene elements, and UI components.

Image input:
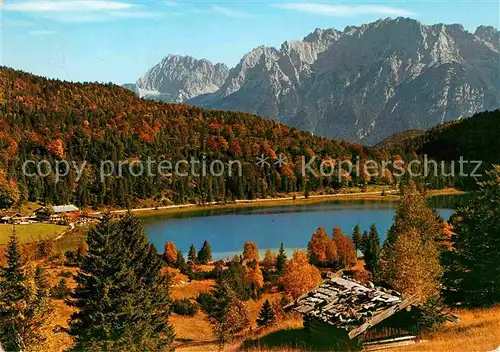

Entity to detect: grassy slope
[0,224,67,244]
[12,259,500,352]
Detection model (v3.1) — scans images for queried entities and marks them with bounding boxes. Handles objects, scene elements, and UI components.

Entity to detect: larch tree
[380,181,443,302]
[262,249,276,268]
[443,166,500,306]
[281,250,322,299]
[163,241,178,266]
[244,260,264,299]
[242,241,260,263]
[67,212,175,351]
[381,227,442,300]
[307,227,337,266]
[333,227,357,269]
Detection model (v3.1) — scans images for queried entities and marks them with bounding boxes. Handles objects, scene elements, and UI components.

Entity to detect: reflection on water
[141,194,470,260]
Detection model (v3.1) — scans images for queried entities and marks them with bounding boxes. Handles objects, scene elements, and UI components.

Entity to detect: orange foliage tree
[242,241,260,263]
[163,241,178,265]
[262,249,276,267]
[307,227,337,266]
[333,226,357,268]
[281,250,322,299]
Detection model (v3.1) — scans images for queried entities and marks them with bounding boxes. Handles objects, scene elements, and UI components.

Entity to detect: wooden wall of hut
[303,316,363,351]
[359,308,420,343]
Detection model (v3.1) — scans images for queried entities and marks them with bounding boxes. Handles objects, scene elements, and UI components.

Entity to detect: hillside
[0,67,391,209]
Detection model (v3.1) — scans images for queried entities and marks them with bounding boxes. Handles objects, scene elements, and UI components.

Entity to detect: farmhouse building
[286,276,423,350]
[35,205,79,222]
[0,211,24,224]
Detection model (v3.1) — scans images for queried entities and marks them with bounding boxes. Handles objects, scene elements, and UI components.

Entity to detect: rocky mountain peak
[133,55,229,102]
[130,18,500,145]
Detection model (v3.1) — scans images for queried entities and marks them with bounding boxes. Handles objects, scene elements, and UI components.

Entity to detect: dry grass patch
[0,224,68,244]
[171,311,215,343]
[171,279,215,300]
[397,306,500,352]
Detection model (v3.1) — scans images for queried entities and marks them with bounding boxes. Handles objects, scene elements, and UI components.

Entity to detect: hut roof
[287,276,419,339]
[51,205,79,213]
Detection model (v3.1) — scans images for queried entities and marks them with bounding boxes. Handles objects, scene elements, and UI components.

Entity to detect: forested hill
[0,67,392,208]
[379,109,500,163]
[381,109,500,188]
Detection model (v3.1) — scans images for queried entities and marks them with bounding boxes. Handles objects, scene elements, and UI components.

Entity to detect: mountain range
[125,17,500,145]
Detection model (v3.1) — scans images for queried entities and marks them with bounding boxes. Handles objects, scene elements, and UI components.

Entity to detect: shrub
[197,292,217,314]
[50,279,71,299]
[59,270,73,278]
[172,298,199,316]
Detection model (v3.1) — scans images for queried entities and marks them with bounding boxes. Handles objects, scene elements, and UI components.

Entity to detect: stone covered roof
[288,276,418,339]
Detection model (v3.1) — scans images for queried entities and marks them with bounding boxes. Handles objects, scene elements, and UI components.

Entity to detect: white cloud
[29,29,59,36]
[3,0,161,23]
[212,5,254,19]
[273,3,415,17]
[4,0,134,12]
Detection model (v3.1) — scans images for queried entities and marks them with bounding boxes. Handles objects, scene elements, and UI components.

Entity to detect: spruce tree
[188,244,197,262]
[198,240,212,264]
[0,230,26,351]
[67,212,175,351]
[0,230,53,351]
[352,224,362,254]
[256,299,276,327]
[443,166,500,306]
[363,224,381,275]
[208,277,249,346]
[276,242,287,274]
[176,250,186,269]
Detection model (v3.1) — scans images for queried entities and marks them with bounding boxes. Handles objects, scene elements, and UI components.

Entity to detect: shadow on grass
[242,328,338,351]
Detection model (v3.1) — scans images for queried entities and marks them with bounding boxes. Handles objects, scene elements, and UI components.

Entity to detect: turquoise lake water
[141,195,469,260]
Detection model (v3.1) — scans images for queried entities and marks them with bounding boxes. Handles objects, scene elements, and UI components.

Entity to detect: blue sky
[1,0,499,84]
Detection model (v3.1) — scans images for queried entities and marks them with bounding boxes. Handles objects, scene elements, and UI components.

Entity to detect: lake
[141,194,469,260]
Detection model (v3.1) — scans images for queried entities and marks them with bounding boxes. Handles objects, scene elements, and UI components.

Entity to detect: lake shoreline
[103,188,465,218]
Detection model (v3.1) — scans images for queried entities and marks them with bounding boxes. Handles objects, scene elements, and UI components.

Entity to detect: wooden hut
[286,276,422,350]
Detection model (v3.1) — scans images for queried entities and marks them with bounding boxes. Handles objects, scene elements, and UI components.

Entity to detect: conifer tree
[256,299,276,327]
[443,166,500,306]
[198,240,212,264]
[208,277,249,346]
[188,244,197,262]
[176,250,186,269]
[363,224,381,275]
[67,212,175,351]
[352,224,362,254]
[0,230,53,351]
[276,242,287,274]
